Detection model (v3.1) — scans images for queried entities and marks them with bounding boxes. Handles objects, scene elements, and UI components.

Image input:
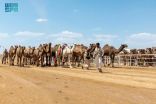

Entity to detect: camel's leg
[36,59,39,67]
[77,57,81,67]
[111,55,115,67]
[17,57,19,66]
[41,56,44,67]
[2,57,4,64]
[21,57,24,67]
[102,56,106,67]
[9,57,13,66]
[12,58,14,66]
[9,57,11,65]
[20,57,21,66]
[49,55,52,66]
[108,56,111,67]
[68,55,72,68]
[25,58,27,65]
[12,56,15,66]
[62,56,65,67]
[6,57,8,64]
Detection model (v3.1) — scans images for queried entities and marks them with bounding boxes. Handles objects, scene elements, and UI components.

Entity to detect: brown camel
[23,46,35,65]
[72,44,87,67]
[102,44,128,67]
[32,44,45,67]
[43,43,52,66]
[9,45,18,66]
[2,49,9,64]
[16,46,25,67]
[33,47,40,66]
[86,44,96,59]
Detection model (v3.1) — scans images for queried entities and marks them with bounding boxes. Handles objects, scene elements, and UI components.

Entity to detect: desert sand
[0,64,156,104]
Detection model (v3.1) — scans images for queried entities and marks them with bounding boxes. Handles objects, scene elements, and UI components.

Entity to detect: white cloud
[0,33,9,40]
[4,31,156,52]
[94,34,118,39]
[15,31,45,38]
[59,31,83,38]
[93,34,118,45]
[36,18,48,23]
[49,30,84,44]
[125,32,156,48]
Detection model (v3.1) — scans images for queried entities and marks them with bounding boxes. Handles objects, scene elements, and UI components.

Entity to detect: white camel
[62,44,75,68]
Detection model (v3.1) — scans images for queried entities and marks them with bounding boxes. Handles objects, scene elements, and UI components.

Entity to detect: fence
[103,54,156,67]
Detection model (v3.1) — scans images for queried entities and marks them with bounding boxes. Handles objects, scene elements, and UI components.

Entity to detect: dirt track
[0,64,156,104]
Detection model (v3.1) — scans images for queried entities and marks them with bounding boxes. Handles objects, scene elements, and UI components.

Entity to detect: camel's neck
[71,45,75,51]
[116,46,125,53]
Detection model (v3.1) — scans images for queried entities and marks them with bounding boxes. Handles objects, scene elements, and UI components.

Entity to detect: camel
[52,44,62,66]
[86,44,96,59]
[33,47,40,66]
[16,46,25,67]
[38,44,45,67]
[62,44,75,68]
[42,43,52,66]
[23,46,35,65]
[2,49,9,64]
[72,44,88,67]
[102,44,128,67]
[152,47,156,54]
[82,44,96,69]
[9,45,18,66]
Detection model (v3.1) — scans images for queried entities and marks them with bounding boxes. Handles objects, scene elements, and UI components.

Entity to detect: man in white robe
[93,43,103,73]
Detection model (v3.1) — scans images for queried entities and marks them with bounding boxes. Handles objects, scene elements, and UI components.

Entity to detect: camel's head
[15,45,18,49]
[38,44,44,52]
[88,44,96,52]
[146,48,152,54]
[30,47,35,54]
[121,44,128,48]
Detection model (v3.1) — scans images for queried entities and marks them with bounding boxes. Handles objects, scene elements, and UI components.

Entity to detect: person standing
[93,43,103,73]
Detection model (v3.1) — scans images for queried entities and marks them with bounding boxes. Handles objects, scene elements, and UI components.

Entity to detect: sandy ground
[0,64,156,104]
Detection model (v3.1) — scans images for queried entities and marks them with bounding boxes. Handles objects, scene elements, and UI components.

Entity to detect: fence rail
[103,54,156,67]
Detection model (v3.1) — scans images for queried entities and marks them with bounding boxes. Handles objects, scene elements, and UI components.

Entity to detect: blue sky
[0,0,156,52]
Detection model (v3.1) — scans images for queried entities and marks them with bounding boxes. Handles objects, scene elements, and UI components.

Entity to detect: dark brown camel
[43,43,52,66]
[102,44,128,67]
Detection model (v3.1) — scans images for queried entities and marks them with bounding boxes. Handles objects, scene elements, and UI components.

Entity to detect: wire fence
[103,54,156,67]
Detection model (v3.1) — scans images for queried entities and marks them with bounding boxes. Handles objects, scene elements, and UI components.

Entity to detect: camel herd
[1,43,128,68]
